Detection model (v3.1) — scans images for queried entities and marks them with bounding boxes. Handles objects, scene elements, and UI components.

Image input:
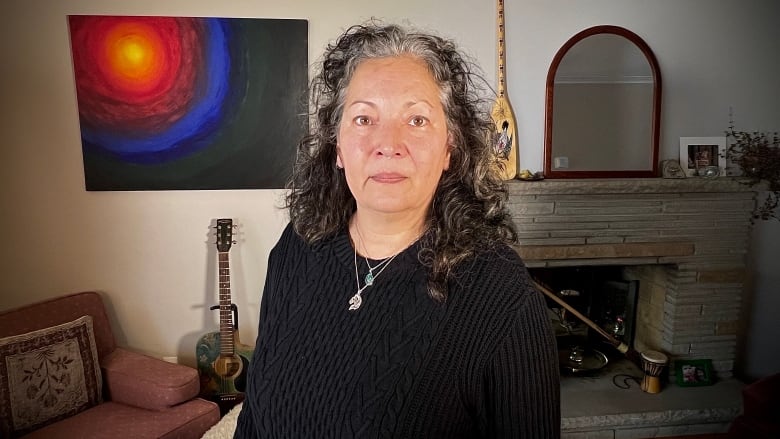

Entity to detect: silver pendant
[348,291,363,311]
[365,272,374,285]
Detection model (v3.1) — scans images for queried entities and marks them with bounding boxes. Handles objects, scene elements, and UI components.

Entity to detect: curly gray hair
[285,21,517,301]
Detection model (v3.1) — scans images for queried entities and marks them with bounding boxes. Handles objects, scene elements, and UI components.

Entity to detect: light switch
[554,157,569,169]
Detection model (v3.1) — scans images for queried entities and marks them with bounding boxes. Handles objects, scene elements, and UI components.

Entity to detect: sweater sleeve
[478,286,561,438]
[232,224,294,438]
[233,401,256,438]
[233,251,279,438]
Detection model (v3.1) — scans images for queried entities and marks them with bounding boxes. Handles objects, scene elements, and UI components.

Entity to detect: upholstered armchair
[728,371,780,439]
[0,291,220,438]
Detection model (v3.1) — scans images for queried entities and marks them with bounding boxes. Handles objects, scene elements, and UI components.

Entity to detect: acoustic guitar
[196,218,254,416]
[491,0,519,180]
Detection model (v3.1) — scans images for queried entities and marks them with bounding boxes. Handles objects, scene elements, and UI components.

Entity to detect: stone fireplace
[506,178,756,378]
[506,178,754,436]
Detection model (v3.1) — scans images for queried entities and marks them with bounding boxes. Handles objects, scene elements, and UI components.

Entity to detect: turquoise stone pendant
[365,272,374,286]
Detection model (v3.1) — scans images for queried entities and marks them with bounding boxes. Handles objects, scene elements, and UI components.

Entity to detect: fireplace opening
[530,265,648,375]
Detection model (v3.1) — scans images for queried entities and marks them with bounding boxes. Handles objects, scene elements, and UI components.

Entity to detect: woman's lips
[371,172,406,183]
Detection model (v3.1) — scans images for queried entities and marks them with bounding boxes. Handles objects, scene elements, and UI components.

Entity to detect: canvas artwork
[67,15,308,190]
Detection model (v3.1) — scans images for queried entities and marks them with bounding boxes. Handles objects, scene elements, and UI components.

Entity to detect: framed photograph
[675,359,714,387]
[679,137,727,177]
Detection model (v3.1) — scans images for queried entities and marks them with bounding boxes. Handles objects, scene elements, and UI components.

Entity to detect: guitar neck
[217,251,236,356]
[496,0,507,97]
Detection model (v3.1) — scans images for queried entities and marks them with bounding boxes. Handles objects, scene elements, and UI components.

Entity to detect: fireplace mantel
[515,241,695,262]
[506,177,753,195]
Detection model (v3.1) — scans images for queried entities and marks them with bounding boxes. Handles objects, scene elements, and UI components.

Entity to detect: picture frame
[679,137,727,177]
[68,15,308,190]
[675,358,714,387]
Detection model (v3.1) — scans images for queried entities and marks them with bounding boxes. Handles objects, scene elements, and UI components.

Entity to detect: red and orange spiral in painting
[67,15,308,190]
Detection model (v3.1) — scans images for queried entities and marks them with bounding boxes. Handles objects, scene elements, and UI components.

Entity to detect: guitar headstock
[215,218,235,252]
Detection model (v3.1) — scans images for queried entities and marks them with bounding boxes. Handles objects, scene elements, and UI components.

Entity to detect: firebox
[531,266,639,373]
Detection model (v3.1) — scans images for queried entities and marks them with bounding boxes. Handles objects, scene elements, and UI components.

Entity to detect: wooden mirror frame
[543,25,662,178]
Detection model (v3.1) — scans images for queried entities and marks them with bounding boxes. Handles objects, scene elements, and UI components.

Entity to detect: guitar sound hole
[214,356,243,378]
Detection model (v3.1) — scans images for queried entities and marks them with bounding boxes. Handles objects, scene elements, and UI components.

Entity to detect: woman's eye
[354,116,371,126]
[409,116,428,127]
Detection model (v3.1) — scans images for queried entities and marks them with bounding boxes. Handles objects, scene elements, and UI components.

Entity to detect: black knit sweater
[234,224,560,438]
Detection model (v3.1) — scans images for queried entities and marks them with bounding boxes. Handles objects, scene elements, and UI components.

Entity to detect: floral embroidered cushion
[0,315,102,438]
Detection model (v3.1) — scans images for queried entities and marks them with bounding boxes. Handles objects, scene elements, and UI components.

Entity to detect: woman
[235,22,560,438]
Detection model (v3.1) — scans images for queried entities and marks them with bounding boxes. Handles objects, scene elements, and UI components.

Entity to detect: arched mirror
[544,25,661,178]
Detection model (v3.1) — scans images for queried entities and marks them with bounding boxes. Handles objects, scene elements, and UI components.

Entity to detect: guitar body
[196,330,253,398]
[196,218,255,416]
[197,329,253,415]
[492,0,519,180]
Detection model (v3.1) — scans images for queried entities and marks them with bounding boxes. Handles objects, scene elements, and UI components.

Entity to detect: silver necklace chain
[348,222,426,311]
[348,249,398,311]
[353,222,394,288]
[363,254,394,285]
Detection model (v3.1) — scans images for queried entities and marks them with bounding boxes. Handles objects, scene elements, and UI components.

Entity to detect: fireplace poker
[533,279,643,368]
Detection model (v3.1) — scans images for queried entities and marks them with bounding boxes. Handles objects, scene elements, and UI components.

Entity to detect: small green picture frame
[675,359,714,387]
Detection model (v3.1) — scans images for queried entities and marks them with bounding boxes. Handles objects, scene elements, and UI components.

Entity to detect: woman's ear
[444,134,454,171]
[336,146,344,169]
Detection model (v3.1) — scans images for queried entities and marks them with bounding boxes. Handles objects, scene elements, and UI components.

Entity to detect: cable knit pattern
[235,224,560,438]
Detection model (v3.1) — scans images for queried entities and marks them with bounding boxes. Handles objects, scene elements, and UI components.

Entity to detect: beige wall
[1,0,778,378]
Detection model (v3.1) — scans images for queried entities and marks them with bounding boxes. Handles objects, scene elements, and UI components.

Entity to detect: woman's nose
[374,124,406,158]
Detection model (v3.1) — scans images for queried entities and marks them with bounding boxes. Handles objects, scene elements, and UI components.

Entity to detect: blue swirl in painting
[68,16,308,190]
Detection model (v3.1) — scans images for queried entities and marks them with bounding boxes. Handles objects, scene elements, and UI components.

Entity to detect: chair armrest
[742,372,780,420]
[102,347,200,410]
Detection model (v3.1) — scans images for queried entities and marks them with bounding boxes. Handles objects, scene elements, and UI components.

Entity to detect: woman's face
[336,56,451,221]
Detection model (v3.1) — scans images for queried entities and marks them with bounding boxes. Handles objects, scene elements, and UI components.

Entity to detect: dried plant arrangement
[725,126,780,221]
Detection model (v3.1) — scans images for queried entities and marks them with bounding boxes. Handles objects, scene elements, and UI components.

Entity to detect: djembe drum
[640,350,668,393]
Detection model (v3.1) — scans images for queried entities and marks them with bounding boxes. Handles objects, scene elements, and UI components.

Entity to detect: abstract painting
[67,16,308,190]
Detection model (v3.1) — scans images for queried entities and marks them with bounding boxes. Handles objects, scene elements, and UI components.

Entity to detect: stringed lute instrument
[491,0,519,180]
[196,218,254,416]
